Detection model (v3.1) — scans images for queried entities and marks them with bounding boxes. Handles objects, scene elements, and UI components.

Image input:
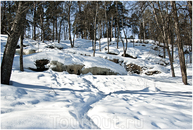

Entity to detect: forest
[1,1,192,85]
[1,1,192,129]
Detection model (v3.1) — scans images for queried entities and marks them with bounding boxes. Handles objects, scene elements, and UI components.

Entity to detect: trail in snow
[1,35,192,129]
[46,70,103,128]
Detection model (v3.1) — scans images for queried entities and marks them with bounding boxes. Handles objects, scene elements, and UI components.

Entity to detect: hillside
[1,34,192,129]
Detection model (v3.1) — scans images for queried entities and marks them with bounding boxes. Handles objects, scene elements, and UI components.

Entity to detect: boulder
[23,49,36,55]
[108,59,119,64]
[29,59,49,72]
[49,61,84,75]
[126,63,141,74]
[50,61,66,72]
[122,53,137,59]
[66,64,85,75]
[145,70,161,75]
[152,46,159,51]
[82,67,118,75]
[16,49,36,55]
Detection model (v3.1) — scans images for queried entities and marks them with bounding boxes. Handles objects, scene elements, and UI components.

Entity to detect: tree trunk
[116,2,119,49]
[132,26,135,47]
[163,43,166,58]
[102,20,104,38]
[187,1,192,23]
[167,34,175,77]
[1,1,25,84]
[72,21,76,47]
[68,2,73,47]
[105,2,109,54]
[110,15,113,42]
[143,18,145,43]
[122,18,128,57]
[99,21,101,51]
[139,23,142,42]
[93,2,98,57]
[58,19,63,43]
[115,24,117,41]
[20,33,24,72]
[52,19,55,42]
[149,21,151,39]
[20,9,26,72]
[171,1,187,85]
[40,13,44,43]
[151,1,175,77]
[33,1,36,40]
[56,17,58,40]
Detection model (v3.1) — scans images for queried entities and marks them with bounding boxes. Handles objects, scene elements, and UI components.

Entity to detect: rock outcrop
[50,61,84,75]
[49,61,119,75]
[16,49,36,55]
[126,63,141,74]
[82,67,118,75]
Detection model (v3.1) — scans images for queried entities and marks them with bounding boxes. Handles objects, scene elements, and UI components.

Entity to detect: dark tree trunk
[99,21,101,51]
[102,21,104,38]
[58,19,63,43]
[40,13,44,43]
[68,2,72,47]
[1,1,25,84]
[171,1,187,85]
[115,24,117,41]
[167,35,175,77]
[20,10,26,72]
[149,21,151,39]
[171,32,174,62]
[33,1,36,40]
[20,33,24,72]
[163,43,166,58]
[72,21,76,47]
[52,19,55,42]
[187,1,192,23]
[116,2,119,49]
[110,15,113,42]
[68,2,73,48]
[55,17,58,40]
[122,18,128,57]
[105,2,109,54]
[93,2,98,57]
[139,23,142,42]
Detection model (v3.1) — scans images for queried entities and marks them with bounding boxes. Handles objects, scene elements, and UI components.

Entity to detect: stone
[126,63,141,74]
[145,70,161,75]
[50,61,84,75]
[82,67,118,75]
[122,53,137,59]
[15,49,36,55]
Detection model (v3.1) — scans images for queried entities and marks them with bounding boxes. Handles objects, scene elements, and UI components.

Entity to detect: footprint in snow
[37,74,45,79]
[133,116,140,120]
[151,122,161,128]
[27,99,40,105]
[11,101,25,106]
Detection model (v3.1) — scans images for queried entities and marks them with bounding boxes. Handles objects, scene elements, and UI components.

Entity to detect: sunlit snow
[1,34,192,129]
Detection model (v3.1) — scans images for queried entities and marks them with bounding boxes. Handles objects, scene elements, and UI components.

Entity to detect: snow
[1,34,192,129]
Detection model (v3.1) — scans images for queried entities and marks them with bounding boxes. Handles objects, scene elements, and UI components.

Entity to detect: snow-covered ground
[1,34,192,129]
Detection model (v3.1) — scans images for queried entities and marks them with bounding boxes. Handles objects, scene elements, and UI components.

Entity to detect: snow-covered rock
[1,35,192,129]
[15,49,36,55]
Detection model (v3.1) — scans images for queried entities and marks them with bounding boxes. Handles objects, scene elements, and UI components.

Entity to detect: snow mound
[103,46,120,55]
[14,51,127,75]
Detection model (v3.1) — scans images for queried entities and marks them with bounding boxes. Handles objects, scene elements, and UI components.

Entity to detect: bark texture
[1,2,25,84]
